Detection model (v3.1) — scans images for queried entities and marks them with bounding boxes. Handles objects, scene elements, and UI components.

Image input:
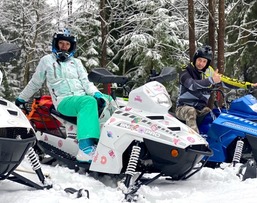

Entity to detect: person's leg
[58,95,100,140]
[175,105,199,133]
[57,95,99,162]
[198,106,211,117]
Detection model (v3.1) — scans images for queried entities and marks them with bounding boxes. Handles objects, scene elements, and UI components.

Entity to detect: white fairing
[127,81,172,114]
[90,81,208,174]
[35,115,79,156]
[0,97,33,129]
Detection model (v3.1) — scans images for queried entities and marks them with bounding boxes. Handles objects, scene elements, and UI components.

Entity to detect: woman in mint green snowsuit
[16,28,104,162]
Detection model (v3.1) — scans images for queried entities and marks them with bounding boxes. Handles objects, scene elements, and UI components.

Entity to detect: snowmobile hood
[230,94,257,114]
[110,108,208,149]
[214,113,257,135]
[127,81,172,114]
[0,98,33,129]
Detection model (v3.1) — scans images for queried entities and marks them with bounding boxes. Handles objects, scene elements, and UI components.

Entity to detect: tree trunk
[217,0,225,107]
[208,0,216,67]
[207,0,216,109]
[188,0,196,61]
[218,0,225,74]
[100,0,109,94]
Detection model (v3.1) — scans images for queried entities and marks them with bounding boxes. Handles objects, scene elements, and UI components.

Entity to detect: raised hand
[251,83,257,88]
[212,69,221,84]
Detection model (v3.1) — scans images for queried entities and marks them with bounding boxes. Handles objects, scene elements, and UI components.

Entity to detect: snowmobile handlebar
[88,67,177,97]
[206,85,257,111]
[88,67,177,85]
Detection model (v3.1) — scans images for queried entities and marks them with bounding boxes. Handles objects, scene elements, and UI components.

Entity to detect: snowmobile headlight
[171,149,179,157]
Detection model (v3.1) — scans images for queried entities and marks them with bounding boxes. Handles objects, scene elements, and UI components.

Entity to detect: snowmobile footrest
[125,172,164,200]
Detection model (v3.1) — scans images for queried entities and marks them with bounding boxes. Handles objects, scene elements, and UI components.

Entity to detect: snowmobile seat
[50,96,105,125]
[0,127,36,180]
[50,108,77,125]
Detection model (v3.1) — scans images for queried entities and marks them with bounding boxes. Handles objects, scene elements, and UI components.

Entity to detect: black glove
[94,92,106,108]
[15,98,26,107]
[93,93,106,116]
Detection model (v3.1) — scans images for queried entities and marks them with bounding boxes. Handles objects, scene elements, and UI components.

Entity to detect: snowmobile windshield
[0,43,20,62]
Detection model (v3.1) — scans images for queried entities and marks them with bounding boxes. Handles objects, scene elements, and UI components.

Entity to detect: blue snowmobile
[222,88,257,121]
[197,87,257,171]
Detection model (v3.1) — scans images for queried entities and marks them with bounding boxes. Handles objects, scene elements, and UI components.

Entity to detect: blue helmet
[52,28,77,62]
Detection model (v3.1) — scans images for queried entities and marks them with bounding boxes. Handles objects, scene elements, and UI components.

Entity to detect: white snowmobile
[0,43,51,190]
[23,67,212,200]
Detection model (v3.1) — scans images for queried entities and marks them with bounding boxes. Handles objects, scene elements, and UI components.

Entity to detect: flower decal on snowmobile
[153,85,165,92]
[109,117,116,123]
[44,135,48,141]
[58,140,63,148]
[134,95,142,102]
[173,138,180,145]
[109,150,115,158]
[167,114,174,117]
[137,127,145,134]
[93,151,98,163]
[68,125,74,131]
[107,131,113,138]
[101,156,107,164]
[187,137,195,143]
[131,117,142,124]
[132,124,140,131]
[151,124,158,131]
[125,107,132,111]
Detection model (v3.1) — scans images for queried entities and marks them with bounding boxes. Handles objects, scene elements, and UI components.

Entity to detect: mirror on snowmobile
[0,43,20,62]
[149,67,177,83]
[88,68,129,85]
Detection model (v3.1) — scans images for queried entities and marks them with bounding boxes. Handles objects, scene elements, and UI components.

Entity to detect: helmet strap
[56,51,70,63]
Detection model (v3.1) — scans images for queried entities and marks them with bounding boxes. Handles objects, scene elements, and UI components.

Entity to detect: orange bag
[27,95,61,130]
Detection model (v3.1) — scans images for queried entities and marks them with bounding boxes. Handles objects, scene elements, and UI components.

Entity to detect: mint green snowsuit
[19,53,101,141]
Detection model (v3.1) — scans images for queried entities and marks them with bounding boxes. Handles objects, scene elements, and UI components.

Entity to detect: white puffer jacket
[19,53,99,108]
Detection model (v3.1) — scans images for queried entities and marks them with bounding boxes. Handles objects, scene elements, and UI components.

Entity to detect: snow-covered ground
[0,159,257,203]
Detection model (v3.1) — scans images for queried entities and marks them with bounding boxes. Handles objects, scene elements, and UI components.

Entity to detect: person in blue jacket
[15,28,105,162]
[176,45,257,134]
